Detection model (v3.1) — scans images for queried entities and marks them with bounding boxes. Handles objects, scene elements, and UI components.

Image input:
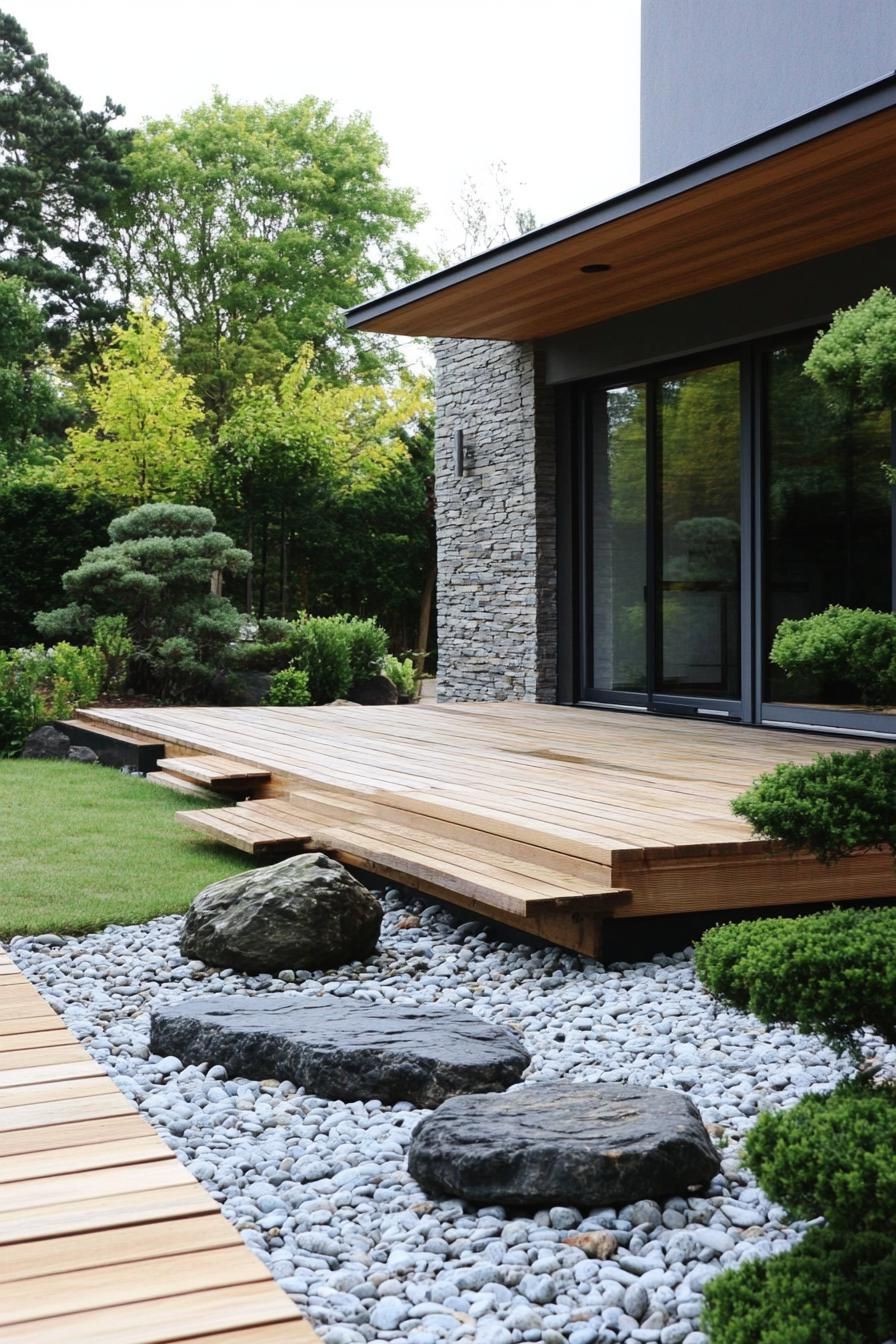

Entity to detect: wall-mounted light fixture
[454,428,467,477]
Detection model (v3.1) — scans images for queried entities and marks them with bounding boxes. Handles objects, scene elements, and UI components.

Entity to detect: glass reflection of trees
[765,343,891,705]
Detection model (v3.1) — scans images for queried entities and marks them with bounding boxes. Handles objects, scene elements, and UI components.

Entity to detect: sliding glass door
[656,362,742,709]
[583,356,745,719]
[569,332,895,734]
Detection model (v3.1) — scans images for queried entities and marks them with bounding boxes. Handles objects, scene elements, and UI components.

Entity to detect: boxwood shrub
[731,749,896,863]
[693,906,896,1058]
[702,1225,896,1344]
[743,1079,896,1229]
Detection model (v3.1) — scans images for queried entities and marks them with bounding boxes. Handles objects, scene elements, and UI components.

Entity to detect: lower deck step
[159,754,271,794]
[176,794,631,956]
[177,805,311,856]
[58,719,165,772]
[146,772,219,801]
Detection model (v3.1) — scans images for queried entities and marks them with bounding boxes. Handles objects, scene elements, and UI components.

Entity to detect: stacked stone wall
[433,338,557,702]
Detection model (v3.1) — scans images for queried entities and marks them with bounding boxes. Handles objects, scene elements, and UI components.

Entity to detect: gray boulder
[67,745,99,764]
[347,674,399,705]
[21,725,71,759]
[408,1083,721,1206]
[150,994,530,1106]
[180,852,382,972]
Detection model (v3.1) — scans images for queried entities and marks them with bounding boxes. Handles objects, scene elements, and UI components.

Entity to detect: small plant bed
[0,760,249,938]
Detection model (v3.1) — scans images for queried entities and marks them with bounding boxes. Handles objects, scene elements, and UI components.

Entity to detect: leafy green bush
[239,612,392,703]
[770,605,896,706]
[803,286,896,412]
[0,643,105,755]
[731,749,896,863]
[743,1080,896,1230]
[694,906,896,1058]
[702,1225,896,1344]
[384,653,417,699]
[34,503,251,701]
[264,665,312,707]
[344,616,389,684]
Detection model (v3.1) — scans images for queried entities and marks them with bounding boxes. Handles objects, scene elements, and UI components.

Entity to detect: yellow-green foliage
[803,286,896,412]
[0,642,105,755]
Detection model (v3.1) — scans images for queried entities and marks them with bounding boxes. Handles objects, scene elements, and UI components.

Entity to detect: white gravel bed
[8,890,888,1344]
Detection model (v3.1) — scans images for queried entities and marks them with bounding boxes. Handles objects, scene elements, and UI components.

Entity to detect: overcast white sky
[13,0,642,255]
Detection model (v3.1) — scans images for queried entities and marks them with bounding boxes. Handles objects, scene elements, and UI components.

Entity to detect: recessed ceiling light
[581,263,611,273]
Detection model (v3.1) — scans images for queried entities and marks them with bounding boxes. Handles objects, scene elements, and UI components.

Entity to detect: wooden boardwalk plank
[0,1281,302,1342]
[0,960,320,1343]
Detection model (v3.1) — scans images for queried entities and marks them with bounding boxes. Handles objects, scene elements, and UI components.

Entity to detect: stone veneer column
[433,338,557,702]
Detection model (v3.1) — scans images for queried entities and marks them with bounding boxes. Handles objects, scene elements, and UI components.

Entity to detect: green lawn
[0,761,250,939]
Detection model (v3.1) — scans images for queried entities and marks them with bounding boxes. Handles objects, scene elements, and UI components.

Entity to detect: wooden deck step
[177,794,630,956]
[159,754,271,794]
[146,772,219,801]
[177,805,312,856]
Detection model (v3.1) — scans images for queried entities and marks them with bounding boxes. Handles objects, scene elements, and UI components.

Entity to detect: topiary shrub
[693,906,896,1059]
[264,665,312,707]
[743,1079,896,1230]
[803,286,896,413]
[770,605,896,707]
[731,749,896,863]
[702,1225,896,1344]
[34,503,251,701]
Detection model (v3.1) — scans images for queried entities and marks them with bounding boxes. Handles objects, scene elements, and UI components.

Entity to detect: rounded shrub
[743,1080,896,1229]
[693,907,896,1057]
[702,1225,896,1344]
[770,605,896,706]
[731,749,896,863]
[264,665,312,707]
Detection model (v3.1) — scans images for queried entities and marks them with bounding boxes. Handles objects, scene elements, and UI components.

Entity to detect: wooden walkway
[0,950,317,1344]
[77,702,896,956]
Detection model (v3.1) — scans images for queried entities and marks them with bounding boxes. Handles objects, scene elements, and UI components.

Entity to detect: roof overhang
[346,72,896,342]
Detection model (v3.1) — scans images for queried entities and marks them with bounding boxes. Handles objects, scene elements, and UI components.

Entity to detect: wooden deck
[0,950,318,1344]
[77,701,896,956]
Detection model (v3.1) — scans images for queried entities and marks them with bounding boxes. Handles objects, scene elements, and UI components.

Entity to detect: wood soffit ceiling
[346,93,896,343]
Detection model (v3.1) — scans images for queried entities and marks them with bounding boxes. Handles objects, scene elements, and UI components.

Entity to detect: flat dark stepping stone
[150,994,530,1107]
[408,1082,721,1206]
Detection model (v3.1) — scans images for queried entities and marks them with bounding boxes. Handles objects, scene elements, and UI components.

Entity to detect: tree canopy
[111,92,427,422]
[0,9,129,354]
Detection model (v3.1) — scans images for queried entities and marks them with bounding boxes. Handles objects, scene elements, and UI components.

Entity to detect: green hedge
[693,907,896,1057]
[744,1080,896,1230]
[770,605,896,707]
[0,482,114,649]
[702,1225,896,1344]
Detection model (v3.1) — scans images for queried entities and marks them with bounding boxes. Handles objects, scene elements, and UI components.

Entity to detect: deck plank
[79,701,896,946]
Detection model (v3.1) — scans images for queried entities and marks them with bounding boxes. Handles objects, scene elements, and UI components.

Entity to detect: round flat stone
[407,1083,721,1206]
[150,994,530,1106]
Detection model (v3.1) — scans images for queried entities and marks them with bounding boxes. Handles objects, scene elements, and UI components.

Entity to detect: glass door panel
[764,343,891,711]
[591,384,648,694]
[657,362,742,701]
